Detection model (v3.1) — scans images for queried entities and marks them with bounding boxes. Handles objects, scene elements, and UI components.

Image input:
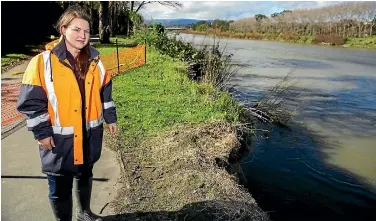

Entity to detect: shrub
[133,28,237,91]
[312,35,345,45]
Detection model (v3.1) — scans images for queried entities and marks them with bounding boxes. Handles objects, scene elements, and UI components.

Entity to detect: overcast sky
[139,1,342,20]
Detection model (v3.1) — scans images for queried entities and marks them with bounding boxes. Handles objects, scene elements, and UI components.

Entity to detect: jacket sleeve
[17,54,53,140]
[98,59,117,124]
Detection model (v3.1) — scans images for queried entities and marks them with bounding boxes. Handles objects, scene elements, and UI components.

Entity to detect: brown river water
[178,33,376,221]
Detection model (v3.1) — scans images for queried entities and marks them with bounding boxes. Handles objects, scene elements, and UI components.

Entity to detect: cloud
[139,1,342,20]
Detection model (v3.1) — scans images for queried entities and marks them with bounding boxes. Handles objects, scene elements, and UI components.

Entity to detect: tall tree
[106,1,130,36]
[364,1,376,36]
[127,1,135,36]
[255,14,267,22]
[99,1,110,43]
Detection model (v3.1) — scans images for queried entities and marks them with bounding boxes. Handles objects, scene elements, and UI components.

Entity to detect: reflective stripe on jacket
[17,39,117,175]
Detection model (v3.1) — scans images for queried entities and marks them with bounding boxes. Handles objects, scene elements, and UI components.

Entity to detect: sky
[139,1,342,21]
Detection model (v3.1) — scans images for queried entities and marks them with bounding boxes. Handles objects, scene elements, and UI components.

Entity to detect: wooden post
[116,38,120,74]
[144,39,146,64]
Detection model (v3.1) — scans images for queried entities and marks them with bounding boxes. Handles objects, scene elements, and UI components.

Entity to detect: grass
[1,53,32,73]
[95,37,138,55]
[1,53,30,66]
[344,36,376,49]
[110,36,136,45]
[96,47,124,55]
[111,47,242,143]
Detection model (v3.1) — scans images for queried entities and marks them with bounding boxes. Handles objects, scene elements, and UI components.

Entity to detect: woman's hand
[108,123,118,136]
[38,137,56,150]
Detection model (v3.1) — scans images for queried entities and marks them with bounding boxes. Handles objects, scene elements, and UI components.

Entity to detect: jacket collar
[50,38,100,62]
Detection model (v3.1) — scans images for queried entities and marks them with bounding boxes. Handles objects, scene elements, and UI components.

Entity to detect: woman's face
[62,18,90,50]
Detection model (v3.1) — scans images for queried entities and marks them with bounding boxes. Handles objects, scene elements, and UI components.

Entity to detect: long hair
[56,5,91,79]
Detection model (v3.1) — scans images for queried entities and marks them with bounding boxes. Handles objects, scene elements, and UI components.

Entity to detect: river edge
[175,30,376,50]
[102,47,270,220]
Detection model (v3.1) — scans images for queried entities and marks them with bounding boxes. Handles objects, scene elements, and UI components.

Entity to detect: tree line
[191,2,376,38]
[1,1,181,55]
[60,1,181,43]
[192,20,232,32]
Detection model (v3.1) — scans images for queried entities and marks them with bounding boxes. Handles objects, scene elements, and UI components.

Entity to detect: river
[177,33,376,221]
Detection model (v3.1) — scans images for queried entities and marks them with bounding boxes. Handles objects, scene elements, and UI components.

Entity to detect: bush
[246,32,263,40]
[232,33,246,39]
[279,33,299,42]
[197,42,238,90]
[312,35,345,45]
[133,28,237,91]
[220,32,231,38]
[264,33,278,40]
[298,36,309,43]
[154,24,165,34]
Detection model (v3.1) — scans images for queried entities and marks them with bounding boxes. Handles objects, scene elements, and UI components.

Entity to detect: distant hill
[144,19,215,27]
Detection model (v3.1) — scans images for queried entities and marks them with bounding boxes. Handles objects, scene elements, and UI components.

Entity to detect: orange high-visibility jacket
[17,38,117,175]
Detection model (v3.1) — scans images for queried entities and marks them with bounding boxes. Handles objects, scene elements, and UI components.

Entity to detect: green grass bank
[103,45,269,220]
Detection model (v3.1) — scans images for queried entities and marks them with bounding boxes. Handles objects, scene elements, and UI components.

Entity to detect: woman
[17,5,117,221]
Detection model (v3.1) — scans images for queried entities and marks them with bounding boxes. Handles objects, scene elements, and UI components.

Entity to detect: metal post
[116,38,120,74]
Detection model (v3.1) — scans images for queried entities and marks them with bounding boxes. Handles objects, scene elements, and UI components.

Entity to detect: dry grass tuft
[105,121,269,221]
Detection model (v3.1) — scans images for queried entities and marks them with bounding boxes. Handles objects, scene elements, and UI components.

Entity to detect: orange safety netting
[46,38,146,77]
[101,44,146,77]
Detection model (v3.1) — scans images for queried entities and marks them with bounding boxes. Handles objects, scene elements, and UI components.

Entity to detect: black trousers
[47,164,93,200]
